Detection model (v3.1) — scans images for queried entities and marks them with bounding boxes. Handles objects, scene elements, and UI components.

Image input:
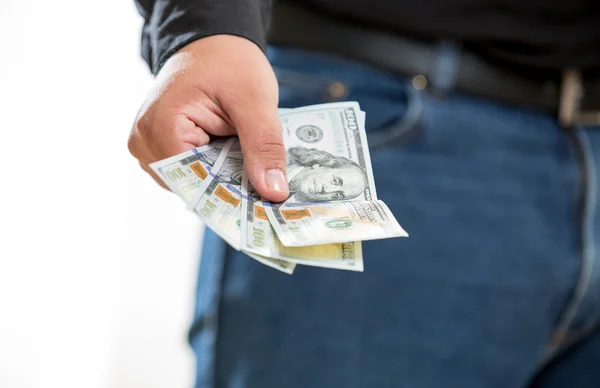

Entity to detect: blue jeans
[189,45,600,387]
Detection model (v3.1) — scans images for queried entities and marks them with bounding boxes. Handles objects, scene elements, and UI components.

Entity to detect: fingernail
[265,169,288,193]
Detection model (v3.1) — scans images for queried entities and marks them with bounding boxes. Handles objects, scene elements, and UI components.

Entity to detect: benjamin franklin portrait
[286,146,367,202]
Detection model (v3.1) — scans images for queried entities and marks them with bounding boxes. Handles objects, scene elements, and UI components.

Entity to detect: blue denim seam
[538,322,600,374]
[368,88,425,150]
[544,126,598,361]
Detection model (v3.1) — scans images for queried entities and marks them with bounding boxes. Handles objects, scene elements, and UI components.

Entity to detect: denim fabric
[189,45,600,388]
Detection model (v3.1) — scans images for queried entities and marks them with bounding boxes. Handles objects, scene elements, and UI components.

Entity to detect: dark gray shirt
[134,0,600,75]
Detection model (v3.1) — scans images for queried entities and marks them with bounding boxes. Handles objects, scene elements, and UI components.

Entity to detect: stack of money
[150,102,408,274]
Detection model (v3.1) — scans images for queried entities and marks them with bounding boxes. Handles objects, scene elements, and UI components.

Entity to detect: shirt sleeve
[135,0,271,75]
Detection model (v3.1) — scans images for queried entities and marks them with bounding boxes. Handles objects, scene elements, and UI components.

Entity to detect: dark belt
[268,2,600,126]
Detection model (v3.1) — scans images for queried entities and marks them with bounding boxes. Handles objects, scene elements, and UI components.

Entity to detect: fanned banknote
[240,174,364,271]
[188,138,296,274]
[148,102,409,275]
[186,137,363,271]
[264,102,408,246]
[268,199,405,247]
[149,138,229,202]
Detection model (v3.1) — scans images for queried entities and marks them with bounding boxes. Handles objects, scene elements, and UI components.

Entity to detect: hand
[128,35,289,202]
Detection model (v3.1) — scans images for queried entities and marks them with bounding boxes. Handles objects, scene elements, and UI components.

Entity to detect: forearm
[135,0,272,74]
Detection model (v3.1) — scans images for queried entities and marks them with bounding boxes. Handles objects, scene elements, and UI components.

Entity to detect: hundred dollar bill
[264,102,408,246]
[189,139,296,274]
[241,174,364,272]
[268,199,406,247]
[149,138,229,203]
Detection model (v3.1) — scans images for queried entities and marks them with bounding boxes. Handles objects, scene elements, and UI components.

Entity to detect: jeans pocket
[275,67,348,108]
[353,84,425,151]
[271,47,425,152]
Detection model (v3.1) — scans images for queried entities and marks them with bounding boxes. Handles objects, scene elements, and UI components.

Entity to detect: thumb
[231,106,289,202]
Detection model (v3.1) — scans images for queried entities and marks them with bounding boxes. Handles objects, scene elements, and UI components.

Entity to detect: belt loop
[559,70,583,128]
[559,70,600,127]
[427,40,462,96]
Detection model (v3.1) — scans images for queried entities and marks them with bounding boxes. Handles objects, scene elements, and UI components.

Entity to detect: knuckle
[127,133,141,158]
[134,113,152,137]
[251,135,286,164]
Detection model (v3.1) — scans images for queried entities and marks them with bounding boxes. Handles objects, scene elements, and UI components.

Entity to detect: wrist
[159,34,265,77]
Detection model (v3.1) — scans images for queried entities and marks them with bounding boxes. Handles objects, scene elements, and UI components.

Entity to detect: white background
[0,1,201,387]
